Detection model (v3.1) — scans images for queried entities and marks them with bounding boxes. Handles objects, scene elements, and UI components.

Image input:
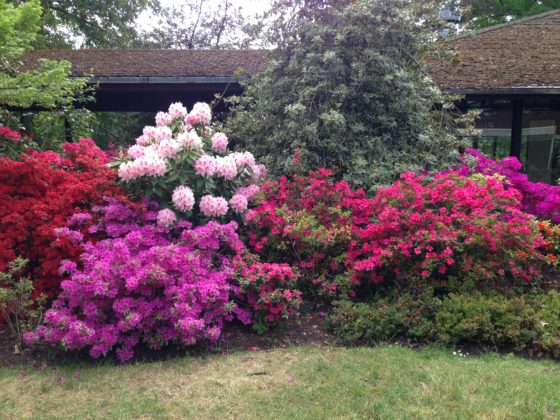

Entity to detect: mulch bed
[0,304,334,369]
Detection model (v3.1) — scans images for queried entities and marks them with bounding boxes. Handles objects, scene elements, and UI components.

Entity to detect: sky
[136,0,274,32]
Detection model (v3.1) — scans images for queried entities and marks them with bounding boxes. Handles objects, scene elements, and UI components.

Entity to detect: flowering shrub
[116,101,266,225]
[233,253,302,333]
[0,257,46,348]
[25,200,247,361]
[0,125,36,159]
[538,220,560,267]
[460,148,560,223]
[245,168,366,298]
[348,172,546,292]
[0,139,126,299]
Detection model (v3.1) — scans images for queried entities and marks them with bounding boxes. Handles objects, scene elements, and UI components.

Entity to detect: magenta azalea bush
[25,199,251,361]
[115,102,266,226]
[460,148,560,223]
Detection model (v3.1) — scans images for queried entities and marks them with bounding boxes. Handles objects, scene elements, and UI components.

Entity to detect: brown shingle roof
[19,49,268,77]
[431,9,560,90]
[19,10,560,91]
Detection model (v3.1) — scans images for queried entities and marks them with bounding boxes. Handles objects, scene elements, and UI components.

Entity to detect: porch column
[510,99,524,157]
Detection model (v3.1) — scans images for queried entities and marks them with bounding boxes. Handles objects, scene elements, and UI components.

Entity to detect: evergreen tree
[226,0,469,190]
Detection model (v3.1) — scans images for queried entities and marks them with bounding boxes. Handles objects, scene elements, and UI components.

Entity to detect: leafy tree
[0,0,90,149]
[469,0,560,28]
[225,0,470,190]
[15,0,153,48]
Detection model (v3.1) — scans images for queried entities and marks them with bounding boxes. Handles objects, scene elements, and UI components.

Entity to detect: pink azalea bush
[460,148,560,223]
[116,101,266,224]
[233,253,302,333]
[348,171,546,293]
[25,199,247,361]
[245,167,367,298]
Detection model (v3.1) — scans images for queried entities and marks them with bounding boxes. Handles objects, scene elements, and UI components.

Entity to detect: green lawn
[1,345,559,419]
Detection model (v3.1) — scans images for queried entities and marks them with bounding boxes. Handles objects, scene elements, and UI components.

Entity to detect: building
[20,9,560,182]
[430,9,560,183]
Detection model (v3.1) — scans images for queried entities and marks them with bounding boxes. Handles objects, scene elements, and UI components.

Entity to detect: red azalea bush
[460,148,560,223]
[0,138,127,299]
[245,168,367,298]
[233,253,302,333]
[348,172,546,293]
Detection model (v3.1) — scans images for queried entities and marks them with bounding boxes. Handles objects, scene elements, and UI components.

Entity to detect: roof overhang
[88,76,247,84]
[446,87,560,95]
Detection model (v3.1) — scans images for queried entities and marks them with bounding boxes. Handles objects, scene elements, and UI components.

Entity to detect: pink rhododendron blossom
[118,151,167,181]
[172,185,195,212]
[211,132,228,153]
[250,164,268,180]
[157,138,181,159]
[215,156,238,181]
[157,208,176,227]
[200,195,228,217]
[194,155,217,177]
[127,145,145,159]
[185,102,212,125]
[177,130,202,150]
[229,194,248,213]
[155,112,173,127]
[231,151,255,168]
[135,134,151,146]
[168,102,188,119]
[235,185,260,201]
[154,126,173,143]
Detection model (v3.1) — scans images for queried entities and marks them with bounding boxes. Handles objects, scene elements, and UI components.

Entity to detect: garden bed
[0,306,334,368]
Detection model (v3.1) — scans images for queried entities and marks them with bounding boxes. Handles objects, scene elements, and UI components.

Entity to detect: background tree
[144,0,259,49]
[0,0,90,149]
[17,0,154,48]
[225,0,470,190]
[468,0,560,28]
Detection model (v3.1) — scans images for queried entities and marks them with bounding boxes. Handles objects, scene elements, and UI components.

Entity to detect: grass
[1,345,559,419]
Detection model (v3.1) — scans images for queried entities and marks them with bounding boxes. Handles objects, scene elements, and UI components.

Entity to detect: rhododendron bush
[0,138,126,299]
[348,172,546,292]
[116,102,266,226]
[245,168,367,298]
[460,148,560,223]
[25,200,250,361]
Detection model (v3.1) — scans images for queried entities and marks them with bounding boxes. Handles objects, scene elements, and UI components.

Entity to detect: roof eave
[445,87,560,95]
[86,76,248,84]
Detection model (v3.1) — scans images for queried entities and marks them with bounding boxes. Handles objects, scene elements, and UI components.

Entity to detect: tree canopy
[225,0,469,190]
[469,0,560,28]
[0,0,88,109]
[8,0,152,48]
[143,0,259,49]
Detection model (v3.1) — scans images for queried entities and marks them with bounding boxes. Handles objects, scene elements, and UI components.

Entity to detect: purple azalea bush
[460,148,560,223]
[25,199,252,361]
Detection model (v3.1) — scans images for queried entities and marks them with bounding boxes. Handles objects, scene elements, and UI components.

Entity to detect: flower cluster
[116,101,266,223]
[537,220,560,266]
[459,148,560,223]
[245,168,367,298]
[0,142,126,300]
[25,200,246,361]
[0,126,21,142]
[233,253,302,333]
[348,172,546,292]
